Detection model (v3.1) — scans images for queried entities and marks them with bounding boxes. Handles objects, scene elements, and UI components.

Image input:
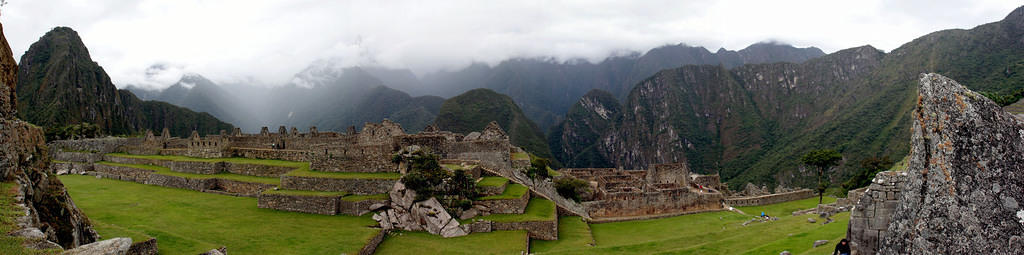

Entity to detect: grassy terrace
[476,176,508,187]
[97,161,281,185]
[477,183,527,200]
[464,198,556,223]
[441,163,476,171]
[532,197,848,254]
[511,152,530,161]
[284,167,401,179]
[531,216,594,253]
[59,175,379,254]
[376,230,528,255]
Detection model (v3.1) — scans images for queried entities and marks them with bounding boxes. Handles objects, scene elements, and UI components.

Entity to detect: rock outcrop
[61,237,131,255]
[879,74,1024,253]
[371,182,468,238]
[0,22,99,251]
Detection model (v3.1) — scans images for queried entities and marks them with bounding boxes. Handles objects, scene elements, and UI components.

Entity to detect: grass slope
[531,197,846,254]
[466,198,555,223]
[376,230,529,255]
[477,183,528,200]
[59,175,379,254]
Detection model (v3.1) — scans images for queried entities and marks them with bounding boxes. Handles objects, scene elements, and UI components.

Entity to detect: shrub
[524,156,551,179]
[398,150,478,211]
[554,177,589,202]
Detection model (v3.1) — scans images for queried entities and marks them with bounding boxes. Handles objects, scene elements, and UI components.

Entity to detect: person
[833,238,850,255]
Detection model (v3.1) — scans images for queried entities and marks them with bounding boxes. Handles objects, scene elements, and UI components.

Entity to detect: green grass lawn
[441,164,476,171]
[59,175,380,255]
[511,152,530,161]
[476,176,508,187]
[284,167,401,180]
[534,197,849,254]
[376,230,528,255]
[466,198,555,223]
[97,161,281,185]
[341,193,389,202]
[531,216,594,253]
[477,183,527,200]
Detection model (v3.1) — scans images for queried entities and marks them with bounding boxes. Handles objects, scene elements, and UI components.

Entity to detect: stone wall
[475,192,529,214]
[52,151,104,163]
[308,144,398,173]
[358,229,389,255]
[847,171,906,255]
[46,137,130,154]
[280,176,397,195]
[225,163,295,177]
[232,148,308,161]
[724,189,815,207]
[103,155,170,167]
[257,193,341,215]
[646,163,688,186]
[447,140,512,171]
[583,189,723,219]
[490,219,558,240]
[339,199,388,216]
[145,174,218,191]
[168,161,221,174]
[92,164,155,183]
[214,179,275,197]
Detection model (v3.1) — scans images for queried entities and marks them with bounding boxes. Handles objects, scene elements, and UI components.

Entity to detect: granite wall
[724,189,815,207]
[257,193,342,215]
[847,171,906,255]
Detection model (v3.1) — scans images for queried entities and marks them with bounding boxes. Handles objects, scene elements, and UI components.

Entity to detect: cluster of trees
[44,122,101,141]
[802,149,898,204]
[398,150,478,211]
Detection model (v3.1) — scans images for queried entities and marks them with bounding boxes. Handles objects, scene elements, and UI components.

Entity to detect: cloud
[1,0,1018,90]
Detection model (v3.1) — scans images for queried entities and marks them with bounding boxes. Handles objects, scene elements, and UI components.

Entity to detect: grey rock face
[373,182,468,237]
[61,237,131,255]
[879,74,1024,253]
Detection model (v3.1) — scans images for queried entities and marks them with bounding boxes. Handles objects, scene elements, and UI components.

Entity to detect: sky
[1,0,1020,90]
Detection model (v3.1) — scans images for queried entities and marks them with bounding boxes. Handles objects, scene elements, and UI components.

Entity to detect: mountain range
[18,5,1024,189]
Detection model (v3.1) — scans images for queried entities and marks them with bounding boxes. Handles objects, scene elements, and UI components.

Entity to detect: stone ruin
[563,163,726,221]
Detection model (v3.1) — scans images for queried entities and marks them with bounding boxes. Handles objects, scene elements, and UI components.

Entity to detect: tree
[801,149,842,204]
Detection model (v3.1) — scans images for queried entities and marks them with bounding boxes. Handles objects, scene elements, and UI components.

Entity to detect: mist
[1,0,1017,90]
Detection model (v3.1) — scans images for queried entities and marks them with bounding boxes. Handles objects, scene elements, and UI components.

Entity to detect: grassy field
[59,175,379,255]
[97,161,281,185]
[376,230,529,255]
[530,197,848,254]
[476,176,508,187]
[477,183,527,200]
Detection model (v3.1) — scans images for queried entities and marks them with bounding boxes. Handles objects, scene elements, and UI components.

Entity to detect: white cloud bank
[1,0,1018,89]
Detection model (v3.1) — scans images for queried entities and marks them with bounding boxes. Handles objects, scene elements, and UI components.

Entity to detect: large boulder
[61,237,131,255]
[879,74,1024,253]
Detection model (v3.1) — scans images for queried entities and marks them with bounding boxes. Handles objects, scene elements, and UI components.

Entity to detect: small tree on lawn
[801,149,842,204]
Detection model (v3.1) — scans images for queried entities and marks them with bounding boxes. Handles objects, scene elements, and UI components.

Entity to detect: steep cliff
[548,89,621,167]
[878,74,1024,253]
[16,27,233,137]
[0,22,98,252]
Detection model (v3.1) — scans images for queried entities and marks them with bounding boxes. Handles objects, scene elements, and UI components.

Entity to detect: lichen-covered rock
[61,237,131,255]
[879,74,1024,253]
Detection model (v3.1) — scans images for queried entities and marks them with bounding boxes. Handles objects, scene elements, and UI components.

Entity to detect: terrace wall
[168,161,222,174]
[475,192,529,214]
[257,193,341,215]
[225,163,295,177]
[51,161,93,175]
[47,137,130,154]
[92,164,155,183]
[214,179,276,197]
[338,199,387,216]
[280,176,397,195]
[490,220,557,240]
[446,140,511,171]
[232,148,308,161]
[583,189,724,219]
[102,155,170,167]
[724,189,815,207]
[52,151,104,163]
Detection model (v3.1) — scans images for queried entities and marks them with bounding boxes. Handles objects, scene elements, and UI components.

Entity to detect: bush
[554,177,589,202]
[398,150,478,211]
[524,156,551,179]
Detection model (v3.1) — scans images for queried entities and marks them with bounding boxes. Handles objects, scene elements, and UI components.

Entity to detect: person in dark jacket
[833,238,851,255]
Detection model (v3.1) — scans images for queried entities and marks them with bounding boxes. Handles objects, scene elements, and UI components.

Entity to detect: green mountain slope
[434,88,554,162]
[16,27,232,137]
